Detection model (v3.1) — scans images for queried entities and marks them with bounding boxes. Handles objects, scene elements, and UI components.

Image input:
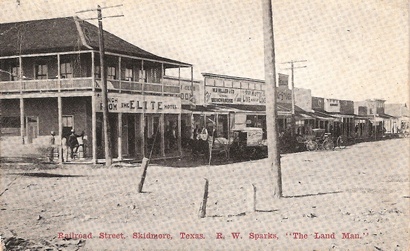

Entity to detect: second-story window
[11,66,19,81]
[35,64,48,79]
[94,65,101,79]
[125,68,133,81]
[107,66,116,80]
[60,62,72,78]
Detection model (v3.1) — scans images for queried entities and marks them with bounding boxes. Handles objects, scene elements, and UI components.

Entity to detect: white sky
[1,0,408,103]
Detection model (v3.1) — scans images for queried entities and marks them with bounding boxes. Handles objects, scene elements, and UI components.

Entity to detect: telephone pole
[76,5,123,166]
[262,0,282,198]
[281,60,307,136]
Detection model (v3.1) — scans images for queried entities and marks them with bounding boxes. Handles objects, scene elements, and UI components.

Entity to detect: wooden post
[118,112,123,161]
[160,113,165,157]
[247,184,257,213]
[198,178,209,218]
[98,6,113,166]
[58,96,63,163]
[19,97,24,144]
[138,157,149,193]
[140,113,145,157]
[92,94,98,164]
[178,113,182,157]
[262,0,282,198]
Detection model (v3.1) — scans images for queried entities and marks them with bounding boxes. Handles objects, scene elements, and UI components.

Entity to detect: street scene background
[1,138,409,250]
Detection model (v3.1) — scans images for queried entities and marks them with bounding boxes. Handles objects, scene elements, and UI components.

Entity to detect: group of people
[49,129,85,162]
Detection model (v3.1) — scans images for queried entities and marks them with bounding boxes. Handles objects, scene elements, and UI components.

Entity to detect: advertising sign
[204,86,266,105]
[96,93,181,114]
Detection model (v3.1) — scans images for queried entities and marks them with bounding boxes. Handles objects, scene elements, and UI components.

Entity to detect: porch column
[20,97,24,144]
[58,96,63,163]
[92,94,97,164]
[140,113,145,157]
[134,114,139,158]
[91,51,95,91]
[160,113,165,157]
[118,113,123,161]
[178,113,182,156]
[161,63,164,95]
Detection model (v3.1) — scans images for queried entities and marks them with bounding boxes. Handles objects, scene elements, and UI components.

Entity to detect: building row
[1,17,408,162]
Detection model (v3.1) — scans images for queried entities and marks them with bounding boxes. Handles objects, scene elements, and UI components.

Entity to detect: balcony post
[141,60,145,94]
[118,56,122,93]
[57,53,61,91]
[91,51,95,91]
[19,56,22,93]
[161,63,164,96]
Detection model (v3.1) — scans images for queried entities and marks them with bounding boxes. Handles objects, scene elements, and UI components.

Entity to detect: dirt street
[1,138,409,250]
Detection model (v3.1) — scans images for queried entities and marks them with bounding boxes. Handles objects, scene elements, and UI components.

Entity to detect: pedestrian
[49,131,56,162]
[68,129,79,160]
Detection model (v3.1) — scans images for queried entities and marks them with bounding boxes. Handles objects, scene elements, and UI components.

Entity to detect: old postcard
[0,0,408,250]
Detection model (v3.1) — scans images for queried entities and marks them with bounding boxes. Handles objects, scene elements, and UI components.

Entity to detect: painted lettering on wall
[96,94,181,113]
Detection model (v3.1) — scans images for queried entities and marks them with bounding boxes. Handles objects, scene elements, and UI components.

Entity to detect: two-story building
[0,17,192,162]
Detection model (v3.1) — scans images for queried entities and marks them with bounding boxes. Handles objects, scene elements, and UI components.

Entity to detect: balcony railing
[0,77,180,95]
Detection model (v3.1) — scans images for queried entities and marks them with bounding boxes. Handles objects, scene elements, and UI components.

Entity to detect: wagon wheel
[323,139,334,150]
[306,140,318,151]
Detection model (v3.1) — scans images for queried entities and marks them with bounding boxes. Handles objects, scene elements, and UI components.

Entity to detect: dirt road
[1,138,409,250]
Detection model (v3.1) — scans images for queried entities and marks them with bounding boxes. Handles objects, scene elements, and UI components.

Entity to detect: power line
[281,60,307,137]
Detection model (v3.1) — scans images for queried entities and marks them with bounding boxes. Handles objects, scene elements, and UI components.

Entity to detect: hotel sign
[96,93,181,113]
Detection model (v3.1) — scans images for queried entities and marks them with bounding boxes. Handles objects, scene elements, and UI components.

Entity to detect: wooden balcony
[0,78,180,96]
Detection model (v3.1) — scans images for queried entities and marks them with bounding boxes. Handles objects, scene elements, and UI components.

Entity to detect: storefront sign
[96,93,181,113]
[204,86,266,105]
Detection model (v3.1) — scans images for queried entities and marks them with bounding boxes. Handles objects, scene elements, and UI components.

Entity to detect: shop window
[35,64,48,79]
[0,116,20,136]
[60,62,73,78]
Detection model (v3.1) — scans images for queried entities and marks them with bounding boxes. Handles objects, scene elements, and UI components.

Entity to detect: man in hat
[68,129,79,160]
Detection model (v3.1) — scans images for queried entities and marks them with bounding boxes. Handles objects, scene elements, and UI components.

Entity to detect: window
[139,69,147,82]
[62,115,74,137]
[94,65,101,79]
[11,66,19,81]
[60,62,72,78]
[107,66,116,80]
[125,68,133,81]
[35,64,48,79]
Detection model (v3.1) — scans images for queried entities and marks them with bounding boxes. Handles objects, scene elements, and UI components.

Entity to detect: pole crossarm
[75,4,123,13]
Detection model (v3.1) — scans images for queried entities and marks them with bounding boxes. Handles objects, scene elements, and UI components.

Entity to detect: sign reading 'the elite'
[96,93,181,114]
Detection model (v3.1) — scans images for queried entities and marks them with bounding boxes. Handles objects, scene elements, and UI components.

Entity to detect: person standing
[68,129,79,160]
[49,131,56,162]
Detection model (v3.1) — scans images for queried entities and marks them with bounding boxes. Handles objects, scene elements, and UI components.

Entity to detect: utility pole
[76,5,123,166]
[262,0,282,198]
[281,60,307,136]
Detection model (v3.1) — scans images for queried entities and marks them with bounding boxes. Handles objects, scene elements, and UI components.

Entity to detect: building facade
[0,17,192,162]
